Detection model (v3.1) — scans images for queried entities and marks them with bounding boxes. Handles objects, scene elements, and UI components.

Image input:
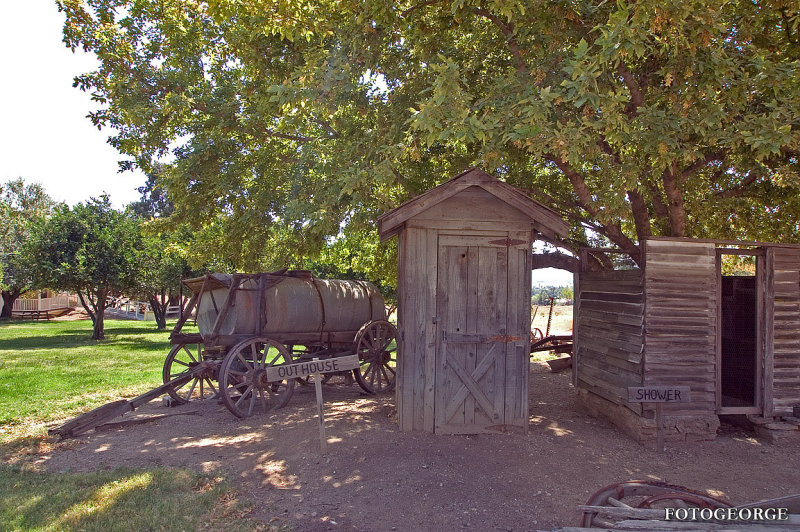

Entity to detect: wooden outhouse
[378,168,569,434]
[574,237,800,441]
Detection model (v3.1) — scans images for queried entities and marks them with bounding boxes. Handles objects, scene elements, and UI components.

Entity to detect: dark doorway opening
[720,276,757,407]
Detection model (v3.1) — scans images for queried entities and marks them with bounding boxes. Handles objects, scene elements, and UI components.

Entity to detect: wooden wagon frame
[162,270,397,418]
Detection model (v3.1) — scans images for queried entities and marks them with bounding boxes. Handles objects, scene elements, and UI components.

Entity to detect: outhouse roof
[377,168,570,241]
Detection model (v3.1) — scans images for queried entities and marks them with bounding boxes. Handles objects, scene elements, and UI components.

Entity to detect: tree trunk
[93,309,106,340]
[79,288,107,340]
[1,290,21,319]
[148,295,167,330]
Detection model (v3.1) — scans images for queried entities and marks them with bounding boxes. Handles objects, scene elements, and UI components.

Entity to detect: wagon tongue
[48,372,194,439]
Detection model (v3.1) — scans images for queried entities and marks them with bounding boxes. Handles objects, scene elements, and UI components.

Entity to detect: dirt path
[42,363,800,531]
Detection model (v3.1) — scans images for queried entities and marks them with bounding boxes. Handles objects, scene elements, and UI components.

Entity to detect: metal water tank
[195,272,385,336]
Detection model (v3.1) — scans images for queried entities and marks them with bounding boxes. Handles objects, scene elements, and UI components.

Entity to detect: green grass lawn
[0,318,267,531]
[0,319,175,431]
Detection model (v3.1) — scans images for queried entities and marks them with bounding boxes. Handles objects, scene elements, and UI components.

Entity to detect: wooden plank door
[434,234,513,434]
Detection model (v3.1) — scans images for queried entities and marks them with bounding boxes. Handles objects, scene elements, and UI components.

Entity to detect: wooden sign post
[266,354,359,454]
[628,386,691,452]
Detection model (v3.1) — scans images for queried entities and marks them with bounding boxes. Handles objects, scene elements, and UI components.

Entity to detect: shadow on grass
[0,325,172,351]
[0,465,239,532]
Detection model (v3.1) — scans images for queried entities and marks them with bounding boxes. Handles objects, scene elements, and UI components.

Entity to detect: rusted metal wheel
[353,320,397,394]
[162,343,219,404]
[219,337,295,418]
[581,480,731,528]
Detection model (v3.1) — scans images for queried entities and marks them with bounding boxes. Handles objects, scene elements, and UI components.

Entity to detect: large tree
[27,196,140,339]
[59,0,800,276]
[0,179,55,318]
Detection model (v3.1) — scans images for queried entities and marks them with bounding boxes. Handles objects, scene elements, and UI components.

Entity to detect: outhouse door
[434,234,528,434]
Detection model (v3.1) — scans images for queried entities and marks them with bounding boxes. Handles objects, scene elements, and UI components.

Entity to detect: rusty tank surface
[195,271,385,336]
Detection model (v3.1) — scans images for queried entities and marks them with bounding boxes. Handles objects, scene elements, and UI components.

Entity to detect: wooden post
[314,358,327,454]
[265,354,358,454]
[655,403,664,453]
[628,386,691,452]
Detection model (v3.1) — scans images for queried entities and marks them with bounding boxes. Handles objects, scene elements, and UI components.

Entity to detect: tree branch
[77,290,96,323]
[313,119,340,139]
[647,181,669,220]
[402,0,439,17]
[474,8,526,73]
[545,153,642,265]
[531,252,578,273]
[679,150,726,183]
[662,165,687,236]
[626,189,652,239]
[716,171,760,199]
[616,62,644,116]
[596,137,622,165]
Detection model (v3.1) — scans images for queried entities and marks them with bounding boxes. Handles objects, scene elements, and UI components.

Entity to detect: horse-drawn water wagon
[51,270,397,437]
[165,270,397,417]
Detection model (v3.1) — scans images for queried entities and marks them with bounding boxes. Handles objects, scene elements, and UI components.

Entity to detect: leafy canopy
[0,179,56,316]
[26,196,140,338]
[59,0,800,275]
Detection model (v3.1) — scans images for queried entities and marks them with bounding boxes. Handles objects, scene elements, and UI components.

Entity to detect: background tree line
[531,285,574,306]
[0,177,193,339]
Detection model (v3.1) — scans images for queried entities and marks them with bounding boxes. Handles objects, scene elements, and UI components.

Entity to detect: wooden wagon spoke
[247,390,256,417]
[235,386,253,408]
[236,352,253,370]
[180,346,198,363]
[185,378,199,401]
[232,380,249,392]
[379,364,391,384]
[204,378,217,396]
[171,359,191,368]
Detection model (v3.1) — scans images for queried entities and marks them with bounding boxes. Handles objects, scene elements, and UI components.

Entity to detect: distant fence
[105,297,187,321]
[13,294,79,311]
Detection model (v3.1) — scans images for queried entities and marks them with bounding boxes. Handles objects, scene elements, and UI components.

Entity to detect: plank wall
[396,226,438,432]
[575,269,644,412]
[643,239,716,415]
[770,247,800,415]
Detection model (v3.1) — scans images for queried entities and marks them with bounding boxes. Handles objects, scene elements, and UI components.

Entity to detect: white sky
[0,1,145,208]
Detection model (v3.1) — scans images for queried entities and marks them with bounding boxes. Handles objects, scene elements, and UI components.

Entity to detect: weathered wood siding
[770,247,800,415]
[396,186,535,433]
[575,269,644,411]
[397,226,437,432]
[643,240,717,415]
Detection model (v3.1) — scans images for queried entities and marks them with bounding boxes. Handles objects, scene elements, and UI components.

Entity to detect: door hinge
[488,237,527,247]
[487,334,526,343]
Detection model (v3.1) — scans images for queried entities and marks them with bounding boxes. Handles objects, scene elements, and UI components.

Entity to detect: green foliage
[25,197,140,338]
[531,285,573,306]
[58,0,800,278]
[0,179,56,316]
[133,225,195,328]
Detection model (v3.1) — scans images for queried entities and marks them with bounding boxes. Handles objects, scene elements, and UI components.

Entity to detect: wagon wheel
[162,343,219,404]
[353,320,397,394]
[218,337,295,418]
[580,480,731,528]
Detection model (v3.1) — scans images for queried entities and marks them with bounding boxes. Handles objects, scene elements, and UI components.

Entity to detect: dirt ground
[41,362,800,531]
